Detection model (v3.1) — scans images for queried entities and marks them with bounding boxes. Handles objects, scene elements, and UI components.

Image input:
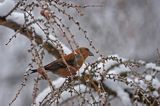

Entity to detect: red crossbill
[31,47,93,77]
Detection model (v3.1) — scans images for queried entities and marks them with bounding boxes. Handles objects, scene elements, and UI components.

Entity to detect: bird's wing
[44,58,75,71]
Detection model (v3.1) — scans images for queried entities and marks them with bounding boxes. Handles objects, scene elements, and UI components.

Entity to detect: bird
[31,47,94,77]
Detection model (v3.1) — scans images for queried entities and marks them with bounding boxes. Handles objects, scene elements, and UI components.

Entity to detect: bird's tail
[30,69,37,74]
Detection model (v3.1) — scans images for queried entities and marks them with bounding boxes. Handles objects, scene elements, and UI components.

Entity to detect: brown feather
[31,47,93,77]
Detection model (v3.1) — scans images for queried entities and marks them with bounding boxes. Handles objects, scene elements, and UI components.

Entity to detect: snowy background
[0,0,160,106]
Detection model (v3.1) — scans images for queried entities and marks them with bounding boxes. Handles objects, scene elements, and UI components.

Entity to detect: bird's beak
[89,51,94,56]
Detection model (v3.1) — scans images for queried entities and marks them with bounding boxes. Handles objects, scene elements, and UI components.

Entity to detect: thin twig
[4,2,21,18]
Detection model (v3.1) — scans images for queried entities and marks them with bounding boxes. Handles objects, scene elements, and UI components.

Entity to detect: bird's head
[75,47,94,59]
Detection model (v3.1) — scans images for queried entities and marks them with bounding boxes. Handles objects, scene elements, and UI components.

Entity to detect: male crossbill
[31,47,94,77]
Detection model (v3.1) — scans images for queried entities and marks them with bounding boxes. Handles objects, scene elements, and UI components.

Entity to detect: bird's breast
[55,66,79,77]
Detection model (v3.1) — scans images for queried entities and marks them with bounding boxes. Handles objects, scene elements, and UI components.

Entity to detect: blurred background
[0,0,160,105]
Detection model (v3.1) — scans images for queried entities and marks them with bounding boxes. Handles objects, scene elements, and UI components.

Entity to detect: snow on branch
[35,54,160,106]
[0,0,15,17]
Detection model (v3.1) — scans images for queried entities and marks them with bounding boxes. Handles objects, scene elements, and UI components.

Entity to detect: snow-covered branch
[0,0,15,17]
[35,54,160,106]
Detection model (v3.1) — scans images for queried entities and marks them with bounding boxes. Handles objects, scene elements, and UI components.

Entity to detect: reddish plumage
[31,47,93,77]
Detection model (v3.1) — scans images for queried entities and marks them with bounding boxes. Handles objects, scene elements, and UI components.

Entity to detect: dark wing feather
[44,58,75,71]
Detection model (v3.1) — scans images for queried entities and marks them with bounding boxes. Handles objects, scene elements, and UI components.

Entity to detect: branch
[0,16,61,59]
[0,0,15,17]
[35,55,160,106]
